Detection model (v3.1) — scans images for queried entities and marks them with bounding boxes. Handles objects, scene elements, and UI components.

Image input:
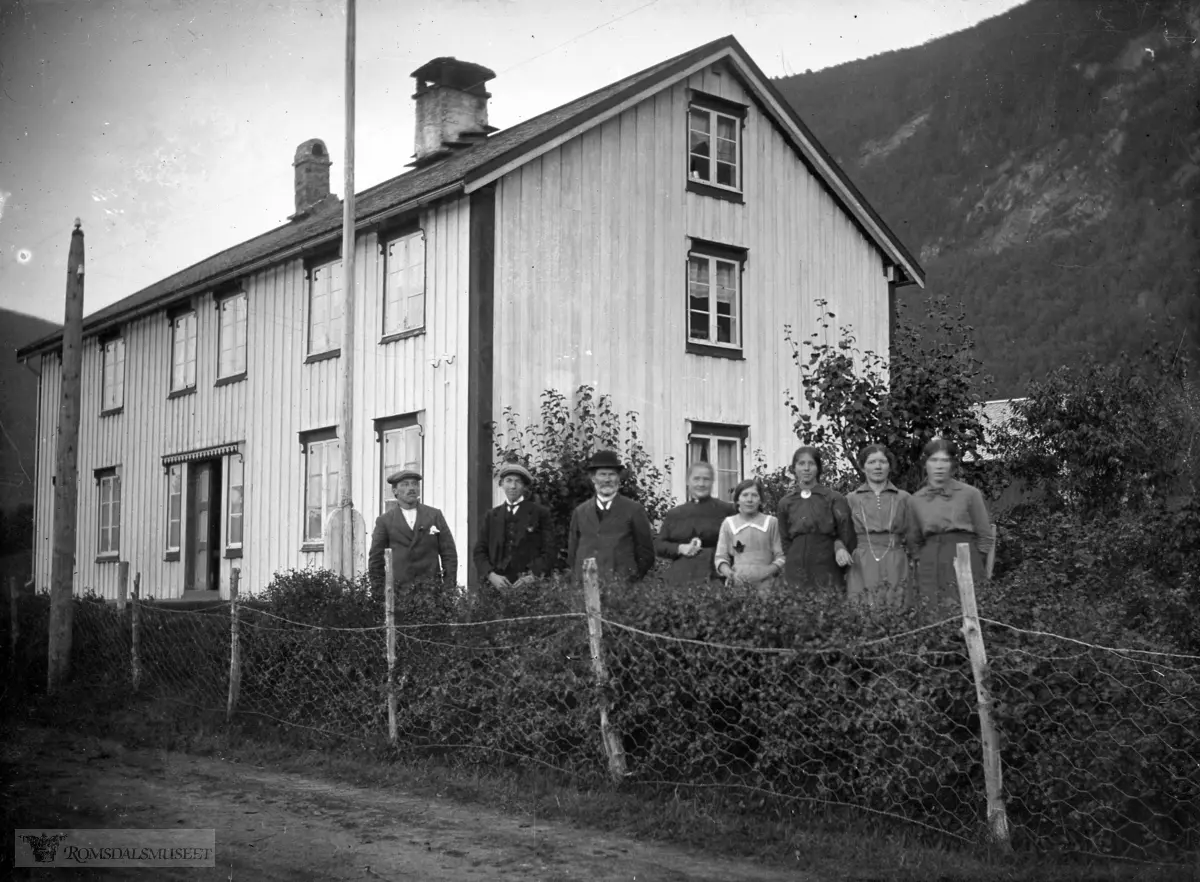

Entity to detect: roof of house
[18,35,925,360]
[979,397,1027,429]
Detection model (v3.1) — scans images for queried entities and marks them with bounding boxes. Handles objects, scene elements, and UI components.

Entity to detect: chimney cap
[410,57,496,96]
[294,138,331,165]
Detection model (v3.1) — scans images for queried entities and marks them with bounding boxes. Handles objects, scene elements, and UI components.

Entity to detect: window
[97,468,122,557]
[377,415,423,514]
[688,424,746,503]
[307,259,343,357]
[226,455,244,550]
[302,429,339,546]
[217,292,248,379]
[689,105,741,190]
[382,231,426,339]
[100,336,125,413]
[166,464,183,555]
[170,310,198,392]
[687,240,745,356]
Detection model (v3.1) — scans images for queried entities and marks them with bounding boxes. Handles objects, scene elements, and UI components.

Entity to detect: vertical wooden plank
[582,557,626,783]
[130,572,142,692]
[384,547,397,745]
[226,567,241,722]
[467,188,496,587]
[117,560,129,611]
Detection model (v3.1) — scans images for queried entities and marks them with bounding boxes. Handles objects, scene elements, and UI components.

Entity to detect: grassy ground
[5,682,1196,882]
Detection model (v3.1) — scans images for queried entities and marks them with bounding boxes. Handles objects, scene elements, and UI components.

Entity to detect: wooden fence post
[384,548,398,746]
[130,573,142,692]
[582,558,627,783]
[954,543,1011,848]
[117,561,129,612]
[227,568,241,723]
[8,574,18,675]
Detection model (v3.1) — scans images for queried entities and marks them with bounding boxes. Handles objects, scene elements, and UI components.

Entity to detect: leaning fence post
[8,574,18,675]
[955,543,1011,848]
[226,568,242,723]
[130,572,142,692]
[582,558,627,783]
[117,561,129,612]
[384,548,398,746]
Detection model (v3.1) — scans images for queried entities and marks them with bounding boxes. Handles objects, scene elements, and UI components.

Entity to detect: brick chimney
[291,138,335,220]
[409,58,498,167]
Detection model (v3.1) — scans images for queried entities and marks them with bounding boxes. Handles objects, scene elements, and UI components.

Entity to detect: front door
[185,460,222,592]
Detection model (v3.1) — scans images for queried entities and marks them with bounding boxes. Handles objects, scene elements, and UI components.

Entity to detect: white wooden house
[17,37,923,599]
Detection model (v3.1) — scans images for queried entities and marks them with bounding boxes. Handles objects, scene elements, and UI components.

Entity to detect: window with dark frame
[688,104,742,191]
[382,231,426,339]
[687,239,745,355]
[687,424,746,503]
[301,428,339,546]
[97,468,122,557]
[377,414,423,514]
[170,310,198,392]
[226,454,244,549]
[165,464,183,555]
[100,336,125,412]
[307,259,343,357]
[217,292,248,379]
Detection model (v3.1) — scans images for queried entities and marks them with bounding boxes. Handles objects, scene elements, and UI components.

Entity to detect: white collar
[728,513,770,534]
[505,496,525,508]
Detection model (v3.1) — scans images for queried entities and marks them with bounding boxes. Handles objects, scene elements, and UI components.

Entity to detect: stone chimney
[410,58,498,167]
[291,138,334,220]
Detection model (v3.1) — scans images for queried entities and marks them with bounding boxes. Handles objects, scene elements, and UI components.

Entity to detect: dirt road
[3,726,815,881]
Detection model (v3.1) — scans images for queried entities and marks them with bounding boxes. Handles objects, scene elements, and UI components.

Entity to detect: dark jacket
[368,503,458,589]
[472,498,554,581]
[567,494,655,583]
[654,496,738,587]
[776,484,855,589]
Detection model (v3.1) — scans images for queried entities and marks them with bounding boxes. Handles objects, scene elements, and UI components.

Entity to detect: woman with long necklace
[845,444,913,608]
[776,446,855,591]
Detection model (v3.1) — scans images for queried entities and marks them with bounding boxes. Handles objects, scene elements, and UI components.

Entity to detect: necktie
[507,505,518,517]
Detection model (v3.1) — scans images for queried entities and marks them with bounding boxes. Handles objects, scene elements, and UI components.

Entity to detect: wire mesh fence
[3,558,1198,866]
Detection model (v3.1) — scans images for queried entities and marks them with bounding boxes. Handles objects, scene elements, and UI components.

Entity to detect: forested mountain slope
[775,0,1199,395]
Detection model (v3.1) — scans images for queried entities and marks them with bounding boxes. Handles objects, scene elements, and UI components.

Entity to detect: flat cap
[497,463,533,484]
[387,468,423,485]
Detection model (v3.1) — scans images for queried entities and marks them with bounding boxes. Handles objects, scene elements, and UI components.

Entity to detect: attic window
[687,91,747,202]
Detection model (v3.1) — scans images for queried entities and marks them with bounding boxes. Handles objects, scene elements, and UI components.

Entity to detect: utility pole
[337,0,359,576]
[48,219,85,693]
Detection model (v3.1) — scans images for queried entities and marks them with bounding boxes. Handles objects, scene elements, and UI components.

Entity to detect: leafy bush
[491,385,676,569]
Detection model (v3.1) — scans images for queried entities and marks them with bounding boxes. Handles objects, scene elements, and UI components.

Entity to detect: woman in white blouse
[714,478,786,595]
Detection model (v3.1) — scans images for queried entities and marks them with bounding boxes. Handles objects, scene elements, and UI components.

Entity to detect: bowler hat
[497,463,533,484]
[387,468,423,485]
[585,449,624,472]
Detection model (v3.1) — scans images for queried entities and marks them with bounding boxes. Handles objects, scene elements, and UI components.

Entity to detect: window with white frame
[302,429,339,546]
[377,415,423,514]
[170,310,198,392]
[382,231,426,338]
[97,468,122,557]
[688,104,741,191]
[687,242,744,351]
[307,259,343,357]
[100,336,125,412]
[226,455,244,549]
[687,424,746,504]
[217,292,248,379]
[165,464,183,554]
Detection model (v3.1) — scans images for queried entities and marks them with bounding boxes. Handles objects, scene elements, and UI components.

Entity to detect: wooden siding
[31,197,473,598]
[491,64,891,505]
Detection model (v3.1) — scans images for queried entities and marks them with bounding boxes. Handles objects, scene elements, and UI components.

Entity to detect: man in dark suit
[473,463,554,589]
[566,450,655,583]
[368,468,458,590]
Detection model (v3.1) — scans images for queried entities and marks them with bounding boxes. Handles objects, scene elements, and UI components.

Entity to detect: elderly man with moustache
[473,462,554,590]
[566,449,656,584]
[368,468,458,592]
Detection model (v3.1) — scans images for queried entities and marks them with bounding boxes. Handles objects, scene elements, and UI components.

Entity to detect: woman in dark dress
[654,461,738,587]
[776,446,855,591]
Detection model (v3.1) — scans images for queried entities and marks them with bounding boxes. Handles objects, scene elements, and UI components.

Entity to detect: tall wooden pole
[338,0,358,578]
[48,219,85,693]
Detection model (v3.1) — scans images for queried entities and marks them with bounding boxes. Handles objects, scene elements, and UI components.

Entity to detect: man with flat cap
[566,449,655,584]
[368,468,458,591]
[473,462,554,590]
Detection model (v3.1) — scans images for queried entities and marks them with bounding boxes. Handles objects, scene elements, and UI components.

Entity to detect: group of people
[366,439,995,613]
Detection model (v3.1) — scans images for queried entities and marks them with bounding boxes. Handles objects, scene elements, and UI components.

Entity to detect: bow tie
[923,485,952,499]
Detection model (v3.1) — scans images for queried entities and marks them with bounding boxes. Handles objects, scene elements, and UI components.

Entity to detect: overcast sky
[0,0,1023,325]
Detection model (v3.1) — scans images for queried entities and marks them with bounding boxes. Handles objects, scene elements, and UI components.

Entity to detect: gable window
[301,428,339,548]
[307,259,343,359]
[686,238,746,359]
[165,464,183,560]
[100,336,125,414]
[96,467,122,558]
[226,454,244,555]
[382,231,426,340]
[688,423,747,504]
[687,93,746,202]
[217,292,248,381]
[170,310,198,393]
[376,414,423,514]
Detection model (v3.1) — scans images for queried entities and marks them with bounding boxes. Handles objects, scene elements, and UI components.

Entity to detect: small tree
[786,296,995,494]
[491,386,675,570]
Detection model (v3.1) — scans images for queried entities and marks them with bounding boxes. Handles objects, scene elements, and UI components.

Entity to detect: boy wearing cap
[566,449,656,583]
[368,468,459,590]
[473,463,554,589]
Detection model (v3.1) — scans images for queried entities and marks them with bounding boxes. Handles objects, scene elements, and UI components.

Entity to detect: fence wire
[4,587,1199,864]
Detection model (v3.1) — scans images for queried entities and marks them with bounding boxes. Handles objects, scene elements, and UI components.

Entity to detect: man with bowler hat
[566,449,655,583]
[473,462,554,589]
[368,468,458,590]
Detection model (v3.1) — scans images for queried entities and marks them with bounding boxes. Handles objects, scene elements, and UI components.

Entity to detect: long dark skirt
[913,530,984,616]
[783,533,844,591]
